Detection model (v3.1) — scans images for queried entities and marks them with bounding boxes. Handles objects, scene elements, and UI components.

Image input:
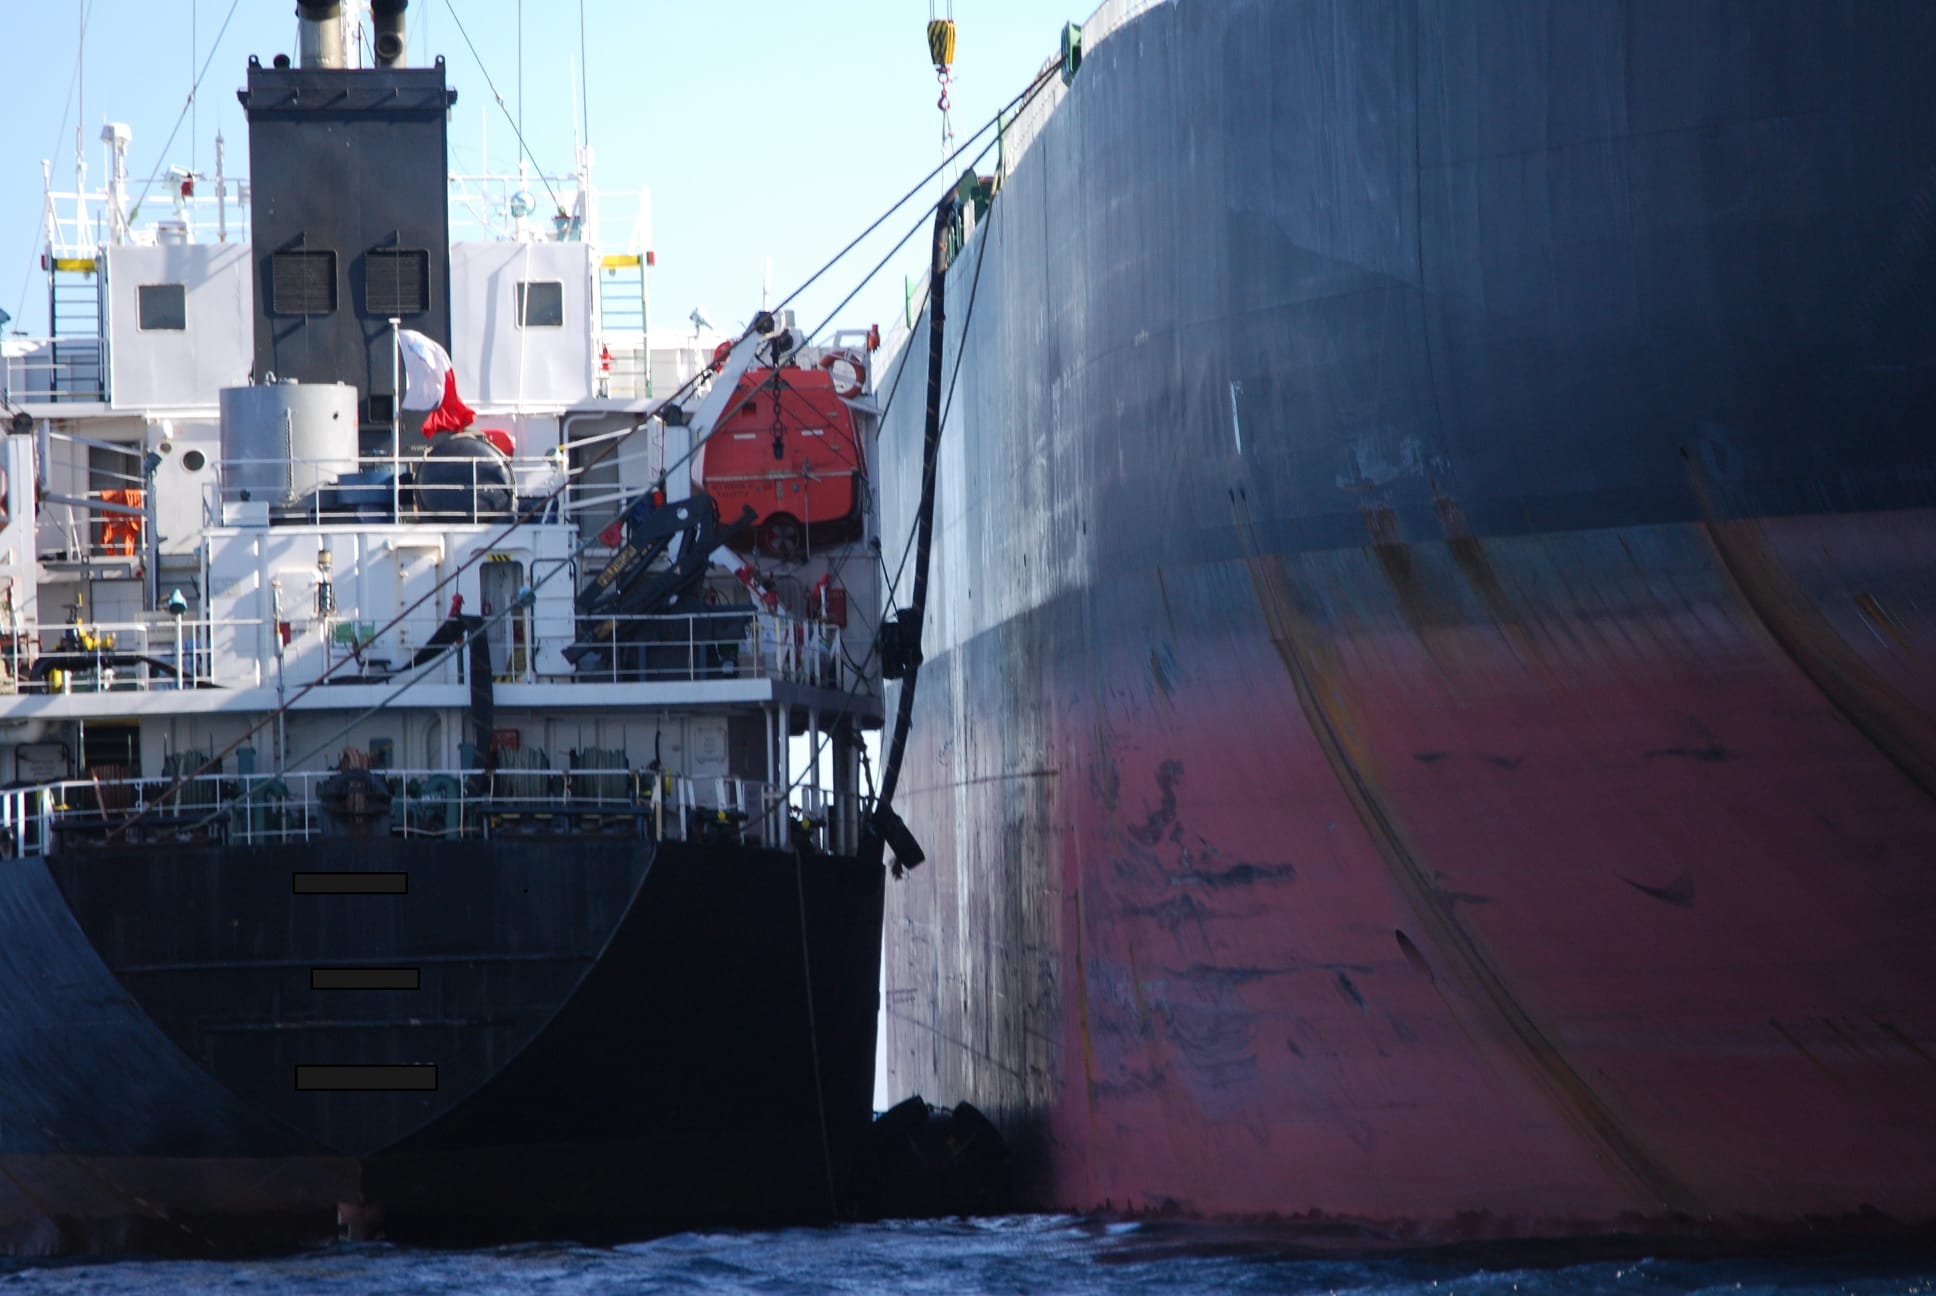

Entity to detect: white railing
[1,336,106,404]
[569,609,850,691]
[42,183,242,258]
[0,606,862,696]
[0,767,867,859]
[40,164,646,256]
[0,615,255,693]
[202,450,563,526]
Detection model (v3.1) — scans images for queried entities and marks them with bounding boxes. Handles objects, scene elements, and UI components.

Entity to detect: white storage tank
[217,380,358,503]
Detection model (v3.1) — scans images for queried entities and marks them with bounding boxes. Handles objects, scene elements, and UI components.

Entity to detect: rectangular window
[515,280,564,328]
[137,283,187,330]
[271,250,337,316]
[364,248,430,315]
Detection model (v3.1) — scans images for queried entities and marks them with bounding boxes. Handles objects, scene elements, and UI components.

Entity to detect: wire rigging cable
[773,61,1057,320]
[8,0,96,332]
[126,0,242,226]
[441,0,566,219]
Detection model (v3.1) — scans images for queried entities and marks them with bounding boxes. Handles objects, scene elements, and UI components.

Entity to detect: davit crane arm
[563,312,801,673]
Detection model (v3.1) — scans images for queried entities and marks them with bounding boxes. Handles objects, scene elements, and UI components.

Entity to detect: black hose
[863,195,956,875]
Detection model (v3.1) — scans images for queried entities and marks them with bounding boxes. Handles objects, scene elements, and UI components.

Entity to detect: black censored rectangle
[294,1065,438,1092]
[292,872,408,895]
[309,967,421,991]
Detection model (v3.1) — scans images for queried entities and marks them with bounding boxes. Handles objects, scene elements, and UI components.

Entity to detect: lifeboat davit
[690,361,866,560]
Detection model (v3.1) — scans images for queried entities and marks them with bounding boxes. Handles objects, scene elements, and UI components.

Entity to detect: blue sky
[2,0,1077,343]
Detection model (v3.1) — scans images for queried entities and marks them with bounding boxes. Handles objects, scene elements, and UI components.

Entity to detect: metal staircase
[47,255,106,403]
[596,253,649,398]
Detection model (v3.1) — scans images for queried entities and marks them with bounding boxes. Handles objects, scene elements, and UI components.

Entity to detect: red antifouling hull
[884,514,1936,1238]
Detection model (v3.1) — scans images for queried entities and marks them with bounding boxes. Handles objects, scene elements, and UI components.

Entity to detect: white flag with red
[397,328,476,436]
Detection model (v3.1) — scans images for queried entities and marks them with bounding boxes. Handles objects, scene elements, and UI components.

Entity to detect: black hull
[0,837,883,1256]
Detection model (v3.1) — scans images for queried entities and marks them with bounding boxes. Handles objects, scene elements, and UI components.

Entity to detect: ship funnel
[372,0,408,68]
[295,1,345,69]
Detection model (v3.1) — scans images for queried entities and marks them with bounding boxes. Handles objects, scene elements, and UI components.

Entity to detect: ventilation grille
[271,250,337,316]
[365,249,430,316]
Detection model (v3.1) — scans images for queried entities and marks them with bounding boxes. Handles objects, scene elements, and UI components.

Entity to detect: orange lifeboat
[690,363,865,560]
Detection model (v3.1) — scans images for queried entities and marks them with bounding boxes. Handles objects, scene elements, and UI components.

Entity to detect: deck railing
[0,605,860,696]
[1,336,107,404]
[0,766,867,859]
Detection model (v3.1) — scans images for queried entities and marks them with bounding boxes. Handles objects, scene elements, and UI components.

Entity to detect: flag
[396,328,476,436]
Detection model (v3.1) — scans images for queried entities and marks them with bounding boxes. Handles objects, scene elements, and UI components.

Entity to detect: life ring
[820,350,866,399]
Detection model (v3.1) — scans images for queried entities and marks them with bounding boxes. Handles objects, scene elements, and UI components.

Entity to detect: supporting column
[807,704,821,847]
[831,722,860,858]
[763,702,777,846]
[776,704,791,848]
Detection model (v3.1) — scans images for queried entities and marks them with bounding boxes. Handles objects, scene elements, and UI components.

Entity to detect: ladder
[47,255,105,403]
[596,253,649,399]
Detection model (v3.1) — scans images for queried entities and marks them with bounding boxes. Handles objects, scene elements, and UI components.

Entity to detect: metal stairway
[596,253,649,398]
[47,255,105,403]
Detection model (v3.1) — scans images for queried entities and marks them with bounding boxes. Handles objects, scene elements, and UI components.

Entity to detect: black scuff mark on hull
[1395,929,1435,984]
[1148,649,1173,701]
[1120,891,1212,942]
[1120,892,1276,951]
[1769,1018,1842,1082]
[1621,869,1696,909]
[1876,1021,1935,1065]
[1172,861,1296,888]
[1167,963,1299,986]
[1335,971,1367,1012]
[1087,1066,1169,1102]
[1127,759,1184,846]
[1154,567,1179,637]
[1156,998,1261,1096]
[1413,750,1523,770]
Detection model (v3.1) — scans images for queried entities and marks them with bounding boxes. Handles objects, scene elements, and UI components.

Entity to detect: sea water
[3,1216,1932,1295]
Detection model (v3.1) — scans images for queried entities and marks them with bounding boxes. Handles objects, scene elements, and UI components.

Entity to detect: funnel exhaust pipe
[372,0,408,68]
[295,1,345,69]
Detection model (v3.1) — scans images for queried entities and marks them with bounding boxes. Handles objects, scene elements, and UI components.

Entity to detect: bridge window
[515,280,563,328]
[137,283,187,330]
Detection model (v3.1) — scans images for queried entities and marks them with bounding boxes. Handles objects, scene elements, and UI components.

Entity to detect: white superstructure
[0,114,882,858]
